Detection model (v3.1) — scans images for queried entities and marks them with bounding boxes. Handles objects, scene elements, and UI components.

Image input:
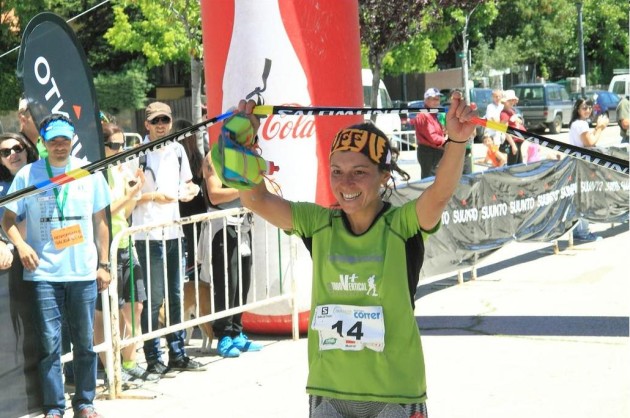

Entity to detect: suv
[512,83,573,133]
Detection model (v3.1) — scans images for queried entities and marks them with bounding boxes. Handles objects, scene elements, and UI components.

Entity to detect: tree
[105,0,204,152]
[358,0,485,110]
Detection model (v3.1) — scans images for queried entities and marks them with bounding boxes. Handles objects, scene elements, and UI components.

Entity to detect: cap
[145,102,172,121]
[424,88,442,99]
[41,118,75,141]
[501,90,518,103]
[330,127,392,169]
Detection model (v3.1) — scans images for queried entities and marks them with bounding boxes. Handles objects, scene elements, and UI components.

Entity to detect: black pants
[211,226,252,339]
[417,144,444,179]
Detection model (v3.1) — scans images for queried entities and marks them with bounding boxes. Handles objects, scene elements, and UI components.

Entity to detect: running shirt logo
[330,273,378,296]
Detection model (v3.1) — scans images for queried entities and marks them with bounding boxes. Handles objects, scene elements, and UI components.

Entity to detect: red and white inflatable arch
[201,0,363,334]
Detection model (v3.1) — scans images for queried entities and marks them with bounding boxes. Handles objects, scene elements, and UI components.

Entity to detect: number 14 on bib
[311,304,385,352]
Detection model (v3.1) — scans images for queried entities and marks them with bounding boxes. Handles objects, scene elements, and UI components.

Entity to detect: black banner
[16,12,104,163]
[390,158,629,277]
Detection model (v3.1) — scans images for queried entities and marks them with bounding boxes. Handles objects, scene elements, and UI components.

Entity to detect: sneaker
[232,332,263,352]
[168,356,206,371]
[73,405,103,418]
[45,412,62,418]
[146,360,170,375]
[123,364,160,382]
[217,336,240,358]
[574,232,602,242]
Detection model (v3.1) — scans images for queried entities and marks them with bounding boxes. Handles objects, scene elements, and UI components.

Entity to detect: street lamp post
[576,2,587,97]
[461,5,479,104]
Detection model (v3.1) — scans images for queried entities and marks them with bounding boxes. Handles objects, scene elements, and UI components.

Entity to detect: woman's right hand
[237,99,261,145]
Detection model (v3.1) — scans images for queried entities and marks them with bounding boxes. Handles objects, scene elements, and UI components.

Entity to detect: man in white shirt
[132,102,204,375]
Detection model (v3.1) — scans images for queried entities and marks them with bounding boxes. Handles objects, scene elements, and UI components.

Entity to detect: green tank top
[290,200,431,404]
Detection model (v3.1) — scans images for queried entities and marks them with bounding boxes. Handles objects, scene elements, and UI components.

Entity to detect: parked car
[512,83,573,133]
[609,74,630,99]
[588,90,620,124]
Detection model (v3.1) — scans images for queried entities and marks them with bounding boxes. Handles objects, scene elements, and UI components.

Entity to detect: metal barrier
[100,207,299,398]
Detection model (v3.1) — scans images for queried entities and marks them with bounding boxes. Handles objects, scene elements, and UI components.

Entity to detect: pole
[577,2,587,97]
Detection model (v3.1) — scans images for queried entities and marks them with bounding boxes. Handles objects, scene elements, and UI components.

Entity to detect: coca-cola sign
[260,103,316,141]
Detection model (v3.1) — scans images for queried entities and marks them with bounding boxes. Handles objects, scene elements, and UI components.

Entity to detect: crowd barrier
[99,207,299,398]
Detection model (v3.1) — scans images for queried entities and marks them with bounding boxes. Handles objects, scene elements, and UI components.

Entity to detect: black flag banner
[1,12,105,416]
[389,158,629,278]
[16,12,104,163]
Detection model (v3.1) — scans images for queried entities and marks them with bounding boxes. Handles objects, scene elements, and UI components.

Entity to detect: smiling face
[330,151,390,219]
[0,138,27,175]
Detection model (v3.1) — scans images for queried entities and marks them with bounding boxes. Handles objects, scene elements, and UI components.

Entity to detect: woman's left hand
[445,92,477,142]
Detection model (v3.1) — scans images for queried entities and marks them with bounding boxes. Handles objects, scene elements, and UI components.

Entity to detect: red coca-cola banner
[201,0,363,206]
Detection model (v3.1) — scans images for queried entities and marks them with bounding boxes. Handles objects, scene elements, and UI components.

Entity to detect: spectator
[1,114,111,418]
[409,87,446,179]
[568,98,608,242]
[174,118,205,278]
[484,89,504,145]
[132,102,204,375]
[92,123,159,384]
[199,152,263,358]
[0,132,38,215]
[616,95,629,143]
[499,89,524,165]
[0,132,34,269]
[232,96,475,417]
[480,133,507,167]
[17,97,45,158]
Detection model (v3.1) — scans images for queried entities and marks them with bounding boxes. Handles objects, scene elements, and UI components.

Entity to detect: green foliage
[93,65,153,113]
[0,69,21,112]
[105,0,202,68]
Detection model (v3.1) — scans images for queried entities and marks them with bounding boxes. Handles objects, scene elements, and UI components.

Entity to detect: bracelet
[98,262,111,272]
[445,138,469,144]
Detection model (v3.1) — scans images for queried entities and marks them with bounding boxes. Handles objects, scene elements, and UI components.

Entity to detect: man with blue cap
[1,114,111,418]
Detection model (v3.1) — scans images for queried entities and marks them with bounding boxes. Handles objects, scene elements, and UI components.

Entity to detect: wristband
[98,262,111,272]
[445,138,468,144]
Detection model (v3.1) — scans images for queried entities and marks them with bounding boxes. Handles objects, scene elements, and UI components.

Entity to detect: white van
[609,74,630,99]
[362,69,401,137]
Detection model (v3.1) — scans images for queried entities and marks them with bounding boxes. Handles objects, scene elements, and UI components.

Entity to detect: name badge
[51,224,84,250]
[311,304,385,352]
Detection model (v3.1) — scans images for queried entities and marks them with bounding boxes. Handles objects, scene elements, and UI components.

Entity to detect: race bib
[311,304,385,352]
[51,224,84,250]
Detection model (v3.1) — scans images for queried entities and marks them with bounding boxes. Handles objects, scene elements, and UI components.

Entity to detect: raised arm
[416,92,475,230]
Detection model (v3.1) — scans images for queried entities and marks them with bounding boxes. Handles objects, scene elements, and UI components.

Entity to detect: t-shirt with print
[5,157,111,282]
[289,199,435,404]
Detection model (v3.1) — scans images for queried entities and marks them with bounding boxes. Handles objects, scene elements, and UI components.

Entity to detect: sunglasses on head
[0,145,25,158]
[104,142,124,151]
[149,116,171,125]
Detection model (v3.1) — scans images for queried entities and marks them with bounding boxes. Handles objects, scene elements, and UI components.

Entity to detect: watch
[98,262,111,272]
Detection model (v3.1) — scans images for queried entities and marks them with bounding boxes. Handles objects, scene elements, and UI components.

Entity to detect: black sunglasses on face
[149,116,171,125]
[0,145,25,158]
[104,142,124,151]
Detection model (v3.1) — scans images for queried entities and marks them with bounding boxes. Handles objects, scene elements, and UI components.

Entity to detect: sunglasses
[580,106,592,110]
[104,142,125,151]
[149,116,171,125]
[0,145,25,158]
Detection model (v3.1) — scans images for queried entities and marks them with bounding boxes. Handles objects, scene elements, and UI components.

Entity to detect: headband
[330,128,392,168]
